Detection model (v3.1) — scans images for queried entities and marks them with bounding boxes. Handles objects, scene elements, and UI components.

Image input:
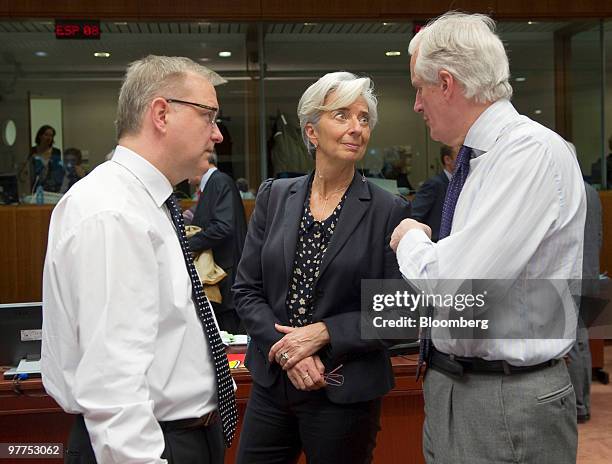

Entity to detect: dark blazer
[233,173,410,404]
[410,171,449,242]
[188,170,247,308]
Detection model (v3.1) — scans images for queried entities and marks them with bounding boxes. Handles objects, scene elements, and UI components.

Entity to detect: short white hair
[297,72,378,155]
[409,12,513,104]
[116,55,223,138]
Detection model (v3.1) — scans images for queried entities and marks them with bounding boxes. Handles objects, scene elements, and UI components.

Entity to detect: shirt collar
[464,99,519,158]
[111,145,173,208]
[199,167,218,192]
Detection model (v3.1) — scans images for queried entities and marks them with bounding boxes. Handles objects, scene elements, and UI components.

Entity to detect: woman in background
[29,125,63,192]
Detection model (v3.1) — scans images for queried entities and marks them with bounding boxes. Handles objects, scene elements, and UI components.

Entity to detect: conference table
[0,354,425,464]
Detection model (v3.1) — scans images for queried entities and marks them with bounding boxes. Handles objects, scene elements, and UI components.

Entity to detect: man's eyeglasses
[165,98,218,126]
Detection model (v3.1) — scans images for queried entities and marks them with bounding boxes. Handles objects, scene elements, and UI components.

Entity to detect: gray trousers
[567,326,591,417]
[423,361,577,464]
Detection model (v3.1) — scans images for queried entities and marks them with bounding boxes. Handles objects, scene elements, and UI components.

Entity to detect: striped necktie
[165,194,238,447]
[416,145,472,380]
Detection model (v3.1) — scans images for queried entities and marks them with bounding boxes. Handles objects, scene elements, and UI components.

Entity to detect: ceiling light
[94,52,111,58]
[218,51,231,58]
[382,22,394,26]
[198,22,212,27]
[34,51,48,57]
[534,109,542,115]
[114,22,128,26]
[385,51,401,57]
[303,23,317,26]
[515,77,527,82]
[528,21,538,25]
[38,21,53,26]
[199,57,210,62]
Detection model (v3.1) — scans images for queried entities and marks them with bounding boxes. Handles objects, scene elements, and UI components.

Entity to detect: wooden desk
[0,356,424,464]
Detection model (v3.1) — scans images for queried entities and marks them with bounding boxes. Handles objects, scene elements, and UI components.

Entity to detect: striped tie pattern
[416,145,472,380]
[165,194,238,447]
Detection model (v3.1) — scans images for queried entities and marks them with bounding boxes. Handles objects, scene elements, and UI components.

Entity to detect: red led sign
[55,20,101,40]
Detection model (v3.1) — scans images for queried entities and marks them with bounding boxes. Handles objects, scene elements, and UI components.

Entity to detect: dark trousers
[236,376,381,464]
[65,415,224,464]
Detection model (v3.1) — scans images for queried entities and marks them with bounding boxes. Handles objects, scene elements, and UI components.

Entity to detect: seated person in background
[395,149,414,192]
[29,124,64,192]
[188,152,247,334]
[60,147,87,193]
[236,177,255,199]
[410,145,457,242]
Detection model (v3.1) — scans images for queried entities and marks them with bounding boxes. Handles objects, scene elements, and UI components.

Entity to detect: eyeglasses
[323,364,344,387]
[165,98,218,126]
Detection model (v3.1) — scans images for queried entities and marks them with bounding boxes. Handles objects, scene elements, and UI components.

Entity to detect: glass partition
[571,22,605,186]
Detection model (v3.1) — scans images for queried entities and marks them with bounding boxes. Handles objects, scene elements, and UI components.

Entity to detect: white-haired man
[42,55,237,463]
[390,12,585,463]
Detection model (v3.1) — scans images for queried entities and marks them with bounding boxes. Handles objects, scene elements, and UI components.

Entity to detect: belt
[429,348,559,378]
[159,411,219,432]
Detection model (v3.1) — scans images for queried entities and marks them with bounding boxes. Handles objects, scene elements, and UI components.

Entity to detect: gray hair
[409,12,513,104]
[297,71,378,155]
[116,55,219,138]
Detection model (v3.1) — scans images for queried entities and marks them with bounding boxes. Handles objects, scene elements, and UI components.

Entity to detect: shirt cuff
[397,228,431,256]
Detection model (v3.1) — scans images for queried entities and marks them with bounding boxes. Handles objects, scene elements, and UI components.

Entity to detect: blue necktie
[165,194,238,447]
[416,145,472,380]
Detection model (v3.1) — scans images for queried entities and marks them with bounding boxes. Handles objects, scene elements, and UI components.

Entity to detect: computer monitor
[0,173,19,204]
[0,302,42,367]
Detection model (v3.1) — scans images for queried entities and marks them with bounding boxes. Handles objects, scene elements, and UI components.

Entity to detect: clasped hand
[268,322,330,391]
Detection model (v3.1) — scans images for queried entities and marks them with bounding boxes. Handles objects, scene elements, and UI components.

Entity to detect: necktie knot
[456,145,472,169]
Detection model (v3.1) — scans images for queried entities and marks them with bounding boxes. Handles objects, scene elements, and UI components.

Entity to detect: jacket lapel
[283,175,311,279]
[316,173,370,282]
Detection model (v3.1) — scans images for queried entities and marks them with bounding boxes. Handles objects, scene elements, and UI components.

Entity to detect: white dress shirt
[42,145,217,463]
[396,99,586,365]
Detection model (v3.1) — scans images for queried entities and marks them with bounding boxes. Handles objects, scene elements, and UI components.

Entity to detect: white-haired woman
[233,72,410,463]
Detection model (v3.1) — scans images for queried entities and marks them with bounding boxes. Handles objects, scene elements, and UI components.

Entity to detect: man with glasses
[42,55,236,464]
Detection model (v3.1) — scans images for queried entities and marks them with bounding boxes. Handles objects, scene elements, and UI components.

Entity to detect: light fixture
[515,77,527,82]
[303,23,317,26]
[382,22,394,26]
[534,109,542,115]
[34,51,48,57]
[114,22,128,26]
[218,51,232,58]
[385,51,401,57]
[94,52,111,58]
[198,22,212,27]
[527,21,538,25]
[199,57,210,62]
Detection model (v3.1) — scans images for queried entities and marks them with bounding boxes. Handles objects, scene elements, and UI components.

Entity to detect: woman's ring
[302,374,311,380]
[280,352,289,363]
